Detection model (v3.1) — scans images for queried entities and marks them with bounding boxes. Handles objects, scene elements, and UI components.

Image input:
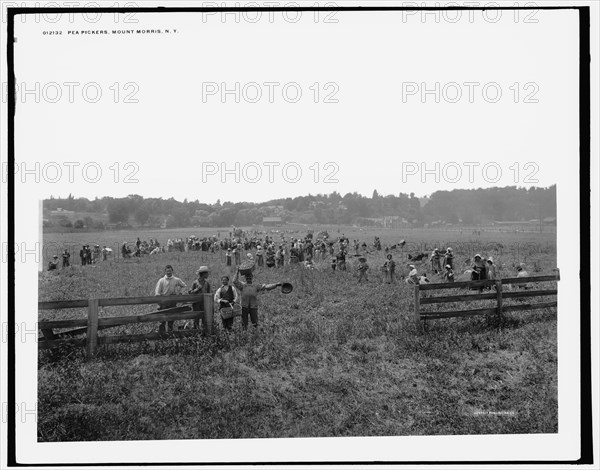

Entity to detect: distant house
[50,208,75,217]
[263,216,283,226]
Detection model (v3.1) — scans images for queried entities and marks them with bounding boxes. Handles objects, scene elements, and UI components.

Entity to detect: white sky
[10,4,579,203]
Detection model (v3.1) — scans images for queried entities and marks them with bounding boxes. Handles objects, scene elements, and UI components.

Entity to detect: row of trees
[44,186,556,229]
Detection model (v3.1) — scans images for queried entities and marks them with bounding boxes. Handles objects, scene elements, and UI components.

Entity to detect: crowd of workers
[46,227,536,334]
[48,228,528,289]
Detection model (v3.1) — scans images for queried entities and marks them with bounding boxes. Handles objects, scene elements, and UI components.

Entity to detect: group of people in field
[154,263,283,334]
[48,227,526,288]
[48,226,536,334]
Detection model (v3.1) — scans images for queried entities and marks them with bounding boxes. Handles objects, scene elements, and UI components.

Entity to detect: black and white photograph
[2,1,598,467]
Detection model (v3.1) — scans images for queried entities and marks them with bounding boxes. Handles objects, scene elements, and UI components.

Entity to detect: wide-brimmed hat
[408,264,415,269]
[281,282,293,294]
[196,266,209,274]
[474,254,482,259]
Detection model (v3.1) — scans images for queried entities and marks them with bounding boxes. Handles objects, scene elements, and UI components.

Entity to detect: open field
[38,226,558,441]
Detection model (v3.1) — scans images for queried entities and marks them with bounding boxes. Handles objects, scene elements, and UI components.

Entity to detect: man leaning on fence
[155,264,187,333]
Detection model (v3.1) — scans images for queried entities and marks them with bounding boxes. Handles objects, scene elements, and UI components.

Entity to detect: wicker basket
[238,260,255,276]
[220,303,242,320]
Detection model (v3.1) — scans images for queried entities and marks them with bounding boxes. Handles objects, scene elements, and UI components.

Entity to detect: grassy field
[38,225,558,441]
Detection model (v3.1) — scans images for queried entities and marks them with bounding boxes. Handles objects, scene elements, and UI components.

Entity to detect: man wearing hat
[189,266,211,330]
[233,267,281,330]
[48,255,59,271]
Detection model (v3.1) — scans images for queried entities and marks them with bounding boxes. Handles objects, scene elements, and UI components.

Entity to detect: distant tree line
[43,186,556,229]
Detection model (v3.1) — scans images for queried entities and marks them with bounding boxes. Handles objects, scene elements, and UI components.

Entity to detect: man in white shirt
[155,264,187,333]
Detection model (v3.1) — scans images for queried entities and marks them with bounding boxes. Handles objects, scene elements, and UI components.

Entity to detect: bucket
[220,303,242,320]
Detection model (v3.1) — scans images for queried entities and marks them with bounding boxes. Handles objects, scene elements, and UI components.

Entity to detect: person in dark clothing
[233,268,281,330]
[61,249,70,268]
[214,275,239,331]
[188,266,211,330]
[48,255,59,271]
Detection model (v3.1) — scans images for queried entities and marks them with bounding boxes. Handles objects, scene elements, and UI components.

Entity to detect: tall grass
[38,227,558,441]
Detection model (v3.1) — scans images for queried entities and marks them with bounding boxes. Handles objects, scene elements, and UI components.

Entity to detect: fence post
[202,293,214,335]
[86,298,99,358]
[495,280,503,318]
[413,284,421,328]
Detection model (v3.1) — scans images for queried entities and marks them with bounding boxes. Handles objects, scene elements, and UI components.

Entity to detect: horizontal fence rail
[413,272,559,329]
[39,294,215,357]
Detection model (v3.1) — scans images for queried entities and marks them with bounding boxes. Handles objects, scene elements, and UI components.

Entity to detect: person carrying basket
[214,275,240,331]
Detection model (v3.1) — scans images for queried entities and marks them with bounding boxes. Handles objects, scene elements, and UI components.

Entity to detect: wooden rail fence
[38,294,214,358]
[413,273,559,329]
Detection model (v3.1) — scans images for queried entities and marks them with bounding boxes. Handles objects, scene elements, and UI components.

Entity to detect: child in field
[155,264,187,333]
[275,246,285,267]
[383,254,396,284]
[443,264,455,283]
[256,245,264,267]
[430,248,442,274]
[233,268,281,330]
[225,248,232,267]
[444,247,454,269]
[188,266,211,330]
[357,257,369,283]
[214,275,239,331]
[336,250,347,271]
[516,265,530,289]
[486,258,497,280]
[61,250,70,268]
